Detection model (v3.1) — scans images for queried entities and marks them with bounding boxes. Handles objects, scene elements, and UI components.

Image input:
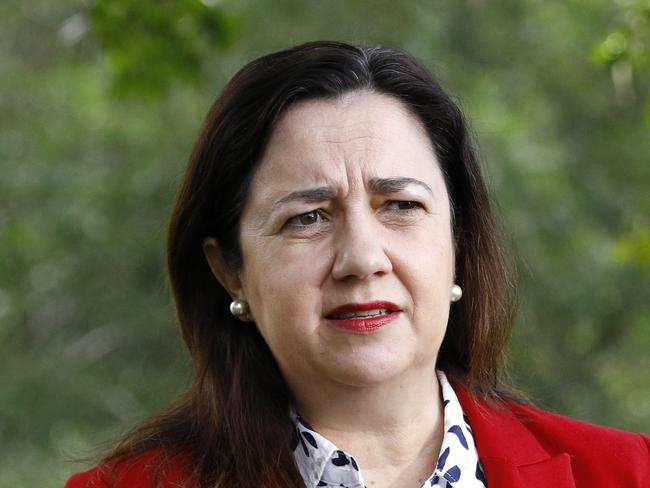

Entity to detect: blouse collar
[290,370,487,488]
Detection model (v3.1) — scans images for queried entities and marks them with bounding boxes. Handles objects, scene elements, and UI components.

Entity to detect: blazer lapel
[453,382,576,488]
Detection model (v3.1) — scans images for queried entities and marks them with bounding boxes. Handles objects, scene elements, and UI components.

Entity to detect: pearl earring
[229,299,250,321]
[450,284,463,302]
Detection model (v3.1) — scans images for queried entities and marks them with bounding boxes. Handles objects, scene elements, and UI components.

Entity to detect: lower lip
[326,311,400,333]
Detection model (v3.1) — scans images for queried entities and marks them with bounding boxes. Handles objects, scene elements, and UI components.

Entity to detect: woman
[66,41,650,488]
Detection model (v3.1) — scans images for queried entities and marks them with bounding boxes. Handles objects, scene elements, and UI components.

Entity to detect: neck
[289,364,444,484]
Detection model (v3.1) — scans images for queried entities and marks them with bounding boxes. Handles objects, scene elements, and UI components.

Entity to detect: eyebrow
[270,177,433,212]
[369,177,433,196]
[271,187,337,212]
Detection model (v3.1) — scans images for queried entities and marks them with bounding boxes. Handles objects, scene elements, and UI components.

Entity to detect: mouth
[327,307,395,320]
[325,301,401,332]
[326,301,401,318]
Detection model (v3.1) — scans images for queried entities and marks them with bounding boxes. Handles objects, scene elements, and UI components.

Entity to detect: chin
[323,353,415,387]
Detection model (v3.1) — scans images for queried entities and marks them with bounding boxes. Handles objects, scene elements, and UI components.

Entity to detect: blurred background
[1,0,649,485]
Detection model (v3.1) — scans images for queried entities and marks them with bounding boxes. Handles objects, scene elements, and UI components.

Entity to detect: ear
[202,237,244,300]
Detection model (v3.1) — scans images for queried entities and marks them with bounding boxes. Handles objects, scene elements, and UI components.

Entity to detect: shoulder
[453,381,650,486]
[509,399,650,456]
[497,397,650,485]
[65,449,195,488]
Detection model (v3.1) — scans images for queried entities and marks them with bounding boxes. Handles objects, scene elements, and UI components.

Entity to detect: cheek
[403,216,454,265]
[241,240,331,335]
[397,228,455,307]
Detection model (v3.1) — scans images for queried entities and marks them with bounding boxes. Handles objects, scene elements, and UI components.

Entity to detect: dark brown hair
[106,40,517,487]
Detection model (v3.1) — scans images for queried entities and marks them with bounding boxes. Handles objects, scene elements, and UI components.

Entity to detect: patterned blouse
[290,371,488,488]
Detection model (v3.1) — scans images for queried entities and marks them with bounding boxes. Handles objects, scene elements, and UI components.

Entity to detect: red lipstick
[325,301,401,333]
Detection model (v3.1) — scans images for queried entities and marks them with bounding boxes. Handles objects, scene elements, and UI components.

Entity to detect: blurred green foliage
[89,0,238,96]
[1,0,648,486]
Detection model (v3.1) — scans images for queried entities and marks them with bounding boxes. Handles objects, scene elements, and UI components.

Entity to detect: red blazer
[454,385,650,486]
[66,385,650,487]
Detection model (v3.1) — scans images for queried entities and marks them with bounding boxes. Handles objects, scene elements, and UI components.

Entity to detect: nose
[331,211,393,281]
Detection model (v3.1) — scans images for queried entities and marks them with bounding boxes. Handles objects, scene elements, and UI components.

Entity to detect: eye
[386,200,424,211]
[285,210,324,227]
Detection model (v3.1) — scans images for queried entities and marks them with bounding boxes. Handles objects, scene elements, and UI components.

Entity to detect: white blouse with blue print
[290,371,488,488]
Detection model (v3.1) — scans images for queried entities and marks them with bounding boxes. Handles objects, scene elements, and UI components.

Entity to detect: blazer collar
[453,381,576,488]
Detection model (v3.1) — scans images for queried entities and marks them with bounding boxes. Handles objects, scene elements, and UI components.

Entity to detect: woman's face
[209,90,455,392]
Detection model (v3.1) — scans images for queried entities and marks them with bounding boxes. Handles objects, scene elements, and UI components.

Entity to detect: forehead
[250,90,443,196]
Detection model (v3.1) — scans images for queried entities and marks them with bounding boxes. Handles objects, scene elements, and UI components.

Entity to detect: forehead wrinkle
[317,134,379,146]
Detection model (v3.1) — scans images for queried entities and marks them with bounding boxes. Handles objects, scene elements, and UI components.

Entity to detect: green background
[2,0,649,486]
